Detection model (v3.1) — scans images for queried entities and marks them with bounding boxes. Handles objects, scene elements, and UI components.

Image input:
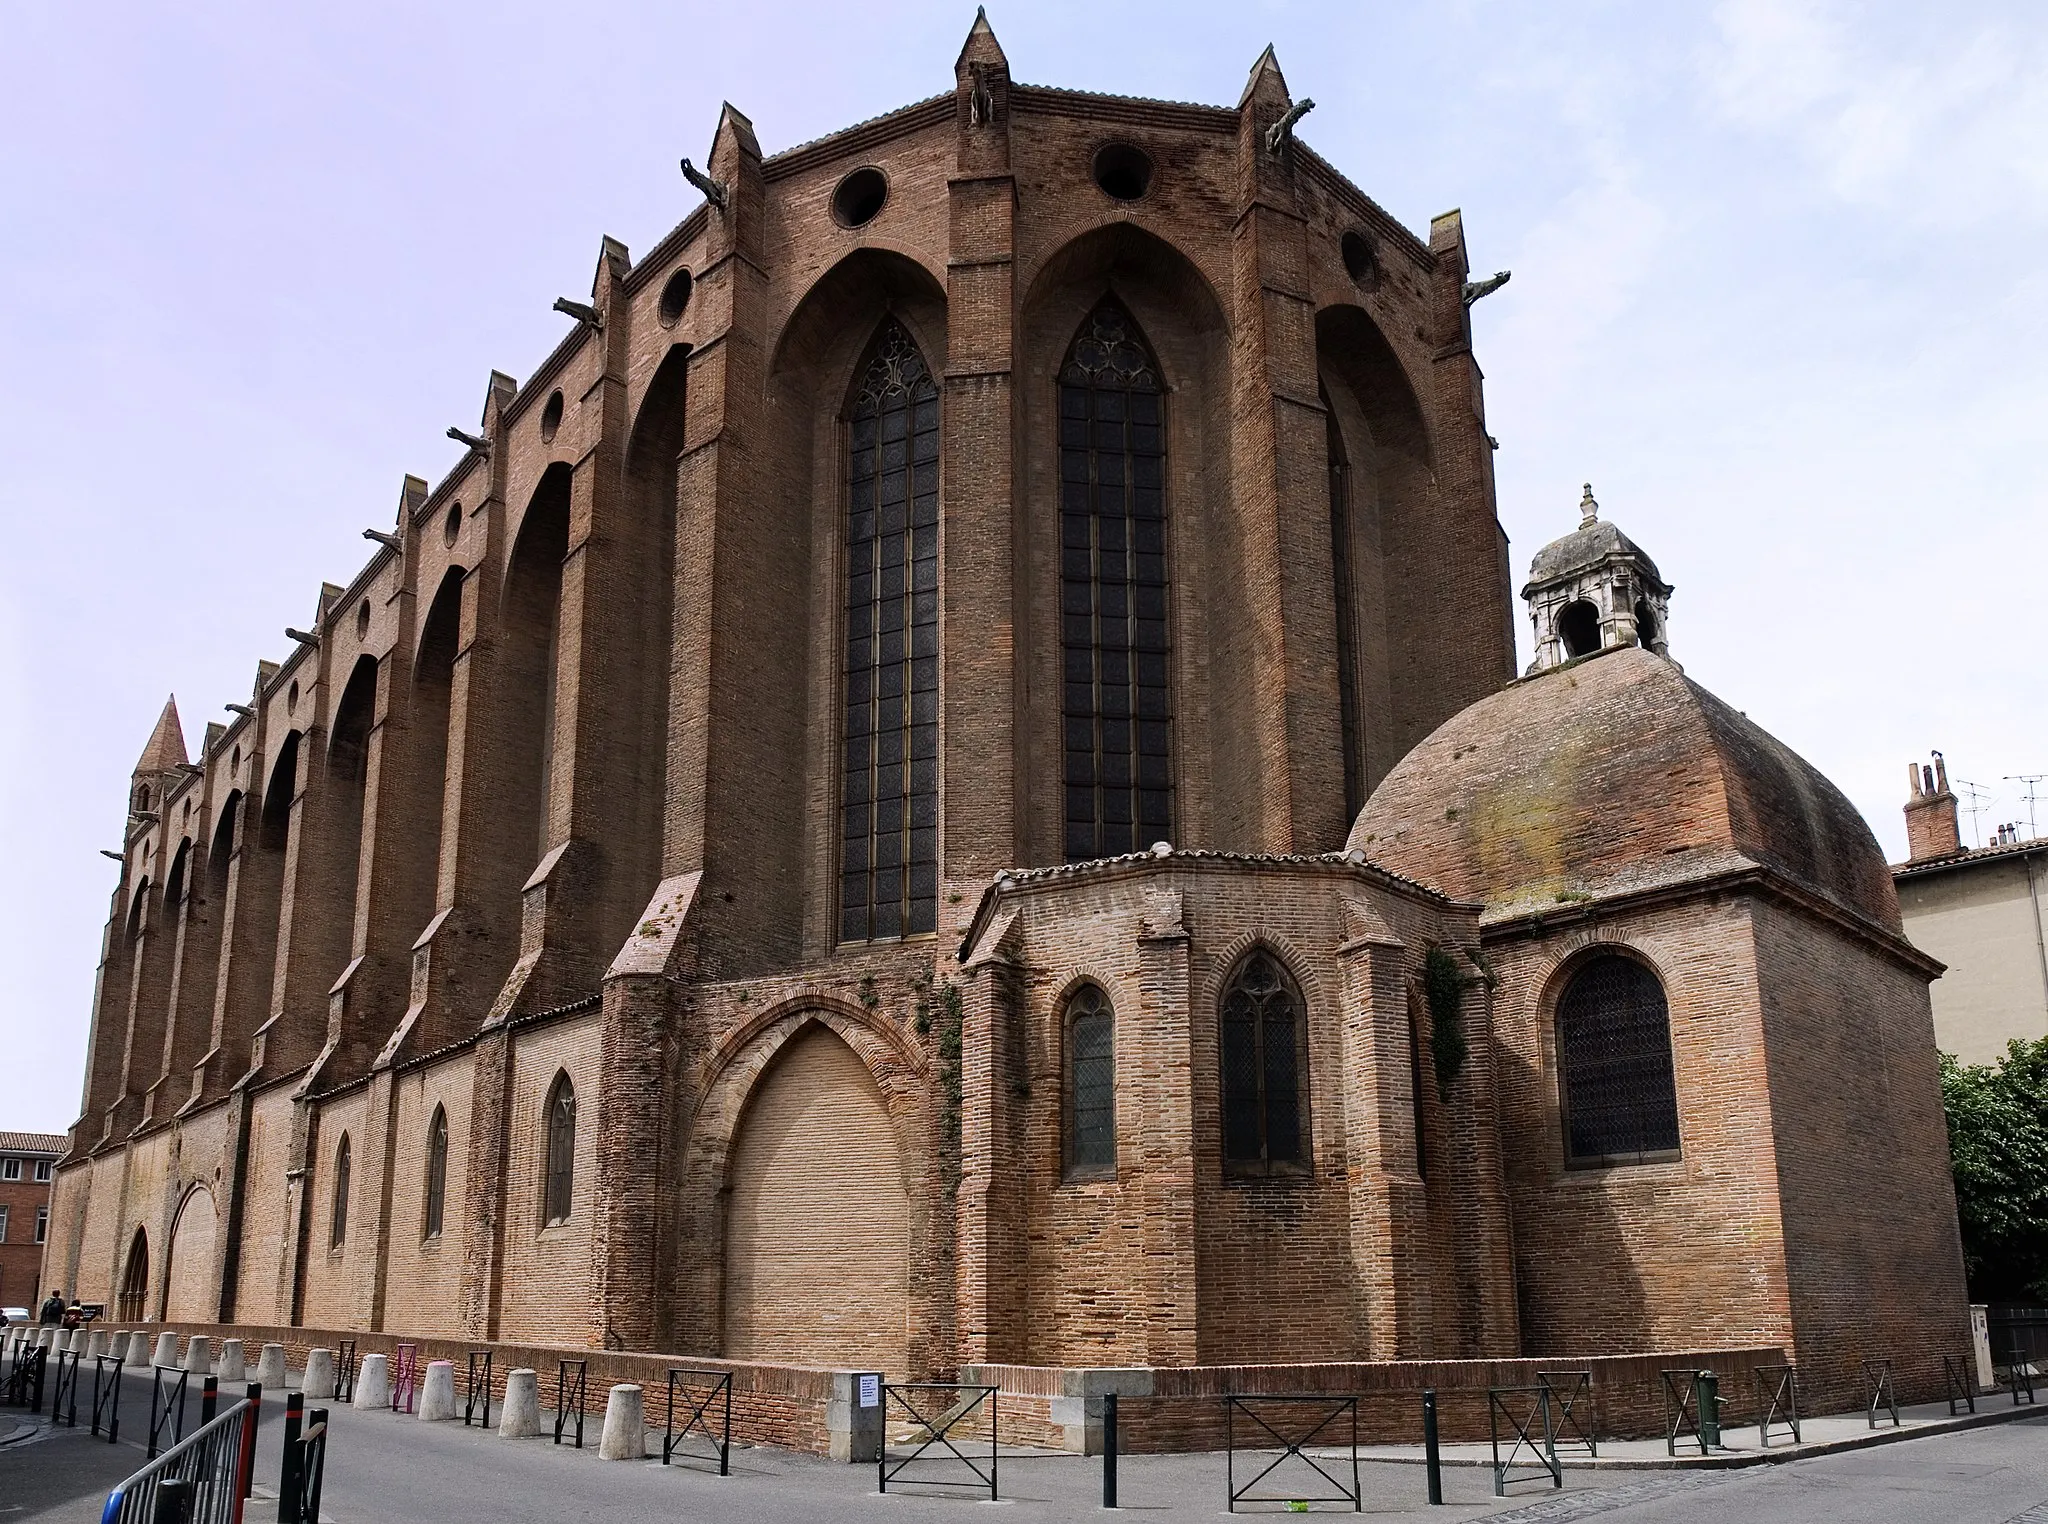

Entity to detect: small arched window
[1557,953,1681,1166]
[423,1105,449,1240]
[543,1074,576,1225]
[1557,600,1601,659]
[1633,599,1659,650]
[1063,984,1116,1178]
[329,1134,351,1248]
[1219,951,1310,1175]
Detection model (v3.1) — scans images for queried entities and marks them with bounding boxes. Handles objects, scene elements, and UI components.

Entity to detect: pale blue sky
[2,1,2042,1131]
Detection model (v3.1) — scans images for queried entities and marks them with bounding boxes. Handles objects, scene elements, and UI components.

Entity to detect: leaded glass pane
[544,1075,576,1224]
[1067,985,1116,1174]
[330,1136,351,1247]
[1060,298,1172,862]
[424,1106,448,1240]
[1558,956,1681,1163]
[842,321,940,941]
[1219,952,1307,1172]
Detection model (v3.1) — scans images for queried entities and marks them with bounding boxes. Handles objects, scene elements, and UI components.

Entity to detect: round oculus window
[832,167,889,229]
[658,266,693,326]
[443,504,462,548]
[1092,142,1153,202]
[539,389,564,443]
[1341,230,1378,285]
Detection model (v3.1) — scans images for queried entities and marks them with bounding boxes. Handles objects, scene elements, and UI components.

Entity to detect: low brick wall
[143,1322,851,1456]
[965,1349,1792,1453]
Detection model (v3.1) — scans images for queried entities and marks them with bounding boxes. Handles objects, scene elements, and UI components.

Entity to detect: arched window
[543,1073,576,1225]
[1556,954,1681,1166]
[329,1134,351,1248]
[1633,599,1659,650]
[840,320,940,944]
[1557,600,1601,659]
[1063,984,1116,1178]
[1059,298,1171,861]
[1325,395,1364,820]
[1219,951,1309,1175]
[423,1105,449,1240]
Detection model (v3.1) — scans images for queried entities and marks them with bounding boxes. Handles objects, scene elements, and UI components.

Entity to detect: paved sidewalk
[1354,1394,2044,1471]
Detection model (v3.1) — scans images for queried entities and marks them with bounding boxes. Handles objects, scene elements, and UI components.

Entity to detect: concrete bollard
[86,1329,109,1360]
[418,1360,457,1421]
[598,1384,646,1461]
[183,1335,212,1375]
[152,1332,179,1368]
[353,1351,389,1411]
[217,1339,245,1383]
[126,1331,153,1368]
[304,1348,336,1401]
[256,1343,287,1391]
[53,1329,73,1354]
[499,1368,541,1439]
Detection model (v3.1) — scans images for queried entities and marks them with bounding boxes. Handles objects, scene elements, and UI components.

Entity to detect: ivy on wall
[1423,944,1468,1093]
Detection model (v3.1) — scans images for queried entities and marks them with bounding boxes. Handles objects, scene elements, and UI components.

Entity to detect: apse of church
[49,13,1965,1409]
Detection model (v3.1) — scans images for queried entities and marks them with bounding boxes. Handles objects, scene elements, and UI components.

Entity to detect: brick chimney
[1904,753,1962,861]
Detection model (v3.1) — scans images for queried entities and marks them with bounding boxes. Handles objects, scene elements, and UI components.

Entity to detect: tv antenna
[1955,778,1993,848]
[2006,774,2044,840]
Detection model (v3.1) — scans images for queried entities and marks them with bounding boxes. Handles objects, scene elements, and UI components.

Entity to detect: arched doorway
[722,1024,911,1374]
[117,1228,149,1322]
[162,1187,218,1323]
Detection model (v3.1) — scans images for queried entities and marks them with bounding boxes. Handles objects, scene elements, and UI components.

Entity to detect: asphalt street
[7,1366,2048,1521]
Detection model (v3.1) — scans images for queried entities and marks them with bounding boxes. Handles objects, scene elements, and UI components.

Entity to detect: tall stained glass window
[543,1072,576,1225]
[1059,298,1171,861]
[1064,983,1116,1177]
[1220,951,1309,1174]
[841,321,940,942]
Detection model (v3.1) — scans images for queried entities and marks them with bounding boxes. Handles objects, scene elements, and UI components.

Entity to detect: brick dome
[1348,645,1901,931]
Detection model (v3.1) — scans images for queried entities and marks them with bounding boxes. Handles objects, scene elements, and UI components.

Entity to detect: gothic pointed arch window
[1219,950,1310,1175]
[1556,952,1681,1166]
[423,1104,449,1241]
[841,320,940,943]
[1063,983,1116,1178]
[1060,297,1171,860]
[329,1134,351,1249]
[543,1072,576,1225]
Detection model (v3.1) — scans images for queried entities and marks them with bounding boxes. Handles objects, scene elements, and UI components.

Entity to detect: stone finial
[1580,483,1599,527]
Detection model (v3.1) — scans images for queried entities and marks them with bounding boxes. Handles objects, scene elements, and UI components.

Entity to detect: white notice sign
[859,1374,880,1408]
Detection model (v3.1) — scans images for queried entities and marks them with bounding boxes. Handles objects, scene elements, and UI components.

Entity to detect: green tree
[1941,1037,2048,1303]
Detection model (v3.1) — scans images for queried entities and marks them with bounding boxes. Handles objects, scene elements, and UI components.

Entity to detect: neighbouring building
[47,17,1968,1415]
[1894,759,2048,1064]
[0,1132,63,1312]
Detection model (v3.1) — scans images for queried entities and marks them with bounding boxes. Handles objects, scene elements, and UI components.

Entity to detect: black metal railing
[92,1353,125,1442]
[662,1368,733,1475]
[880,1382,1001,1502]
[48,1348,82,1428]
[335,1340,357,1405]
[2,1343,45,1411]
[1754,1364,1800,1446]
[1537,1370,1596,1458]
[1863,1360,1899,1429]
[1661,1368,1707,1457]
[464,1351,493,1429]
[100,1390,259,1524]
[1944,1354,1978,1416]
[2002,1344,2039,1406]
[555,1360,587,1448]
[391,1343,419,1415]
[149,1366,192,1459]
[1487,1386,1561,1497]
[1221,1393,1360,1513]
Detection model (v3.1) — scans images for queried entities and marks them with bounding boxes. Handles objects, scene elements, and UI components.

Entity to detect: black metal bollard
[153,1477,193,1524]
[303,1410,329,1524]
[1697,1371,1721,1450]
[201,1375,218,1425]
[278,1392,304,1524]
[1102,1392,1118,1508]
[242,1383,263,1500]
[1423,1388,1443,1505]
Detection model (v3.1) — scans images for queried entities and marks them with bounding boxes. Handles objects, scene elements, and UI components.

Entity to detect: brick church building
[49,16,1967,1411]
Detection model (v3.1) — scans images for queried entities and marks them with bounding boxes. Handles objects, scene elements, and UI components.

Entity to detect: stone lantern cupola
[1522,484,1673,674]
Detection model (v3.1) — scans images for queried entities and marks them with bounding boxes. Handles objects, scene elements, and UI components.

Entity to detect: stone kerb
[304,1348,337,1401]
[419,1360,457,1421]
[256,1343,287,1390]
[353,1352,389,1411]
[499,1368,541,1438]
[598,1384,646,1460]
[151,1332,179,1368]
